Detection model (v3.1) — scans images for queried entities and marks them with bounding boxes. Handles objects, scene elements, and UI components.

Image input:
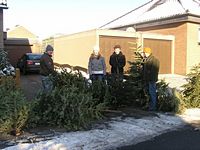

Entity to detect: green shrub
[28,70,105,130]
[127,46,186,113]
[105,74,145,108]
[182,63,200,108]
[88,80,113,107]
[0,77,29,134]
[157,80,186,113]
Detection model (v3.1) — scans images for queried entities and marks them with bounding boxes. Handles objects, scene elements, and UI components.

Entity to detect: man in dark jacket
[109,45,126,80]
[142,47,160,111]
[40,45,54,92]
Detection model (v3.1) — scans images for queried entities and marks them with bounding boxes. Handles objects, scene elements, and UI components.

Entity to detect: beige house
[42,37,54,53]
[53,29,174,74]
[101,0,200,75]
[4,25,42,66]
[6,25,42,53]
[42,34,64,52]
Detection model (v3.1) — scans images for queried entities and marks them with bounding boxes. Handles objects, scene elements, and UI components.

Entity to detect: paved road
[118,125,200,150]
[20,73,42,100]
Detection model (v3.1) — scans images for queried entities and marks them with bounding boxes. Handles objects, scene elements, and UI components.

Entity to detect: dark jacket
[40,53,54,76]
[109,52,126,74]
[143,54,160,82]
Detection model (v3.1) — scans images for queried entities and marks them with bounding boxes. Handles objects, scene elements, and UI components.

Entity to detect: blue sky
[4,0,149,39]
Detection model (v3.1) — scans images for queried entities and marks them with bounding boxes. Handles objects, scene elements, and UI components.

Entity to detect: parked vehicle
[17,53,42,74]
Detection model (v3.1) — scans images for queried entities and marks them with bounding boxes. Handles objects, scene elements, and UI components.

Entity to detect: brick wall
[4,39,33,67]
[0,9,3,49]
[186,23,200,73]
[137,22,187,75]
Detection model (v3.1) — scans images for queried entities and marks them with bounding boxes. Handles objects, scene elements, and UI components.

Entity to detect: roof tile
[101,0,200,29]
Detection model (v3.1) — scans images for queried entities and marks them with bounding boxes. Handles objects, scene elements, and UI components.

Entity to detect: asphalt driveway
[118,125,200,150]
[20,73,42,100]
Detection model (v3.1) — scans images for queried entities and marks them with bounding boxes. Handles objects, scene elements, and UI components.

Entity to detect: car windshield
[27,54,42,60]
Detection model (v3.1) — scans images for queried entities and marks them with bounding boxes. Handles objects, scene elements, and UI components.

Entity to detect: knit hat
[143,47,152,54]
[114,45,121,49]
[46,45,54,52]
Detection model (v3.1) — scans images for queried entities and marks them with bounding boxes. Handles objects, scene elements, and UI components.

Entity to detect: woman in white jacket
[88,46,106,81]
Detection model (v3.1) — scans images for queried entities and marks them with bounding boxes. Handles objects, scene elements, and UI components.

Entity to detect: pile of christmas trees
[0,49,15,76]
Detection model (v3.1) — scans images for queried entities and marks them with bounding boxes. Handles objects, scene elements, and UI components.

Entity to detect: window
[27,54,42,60]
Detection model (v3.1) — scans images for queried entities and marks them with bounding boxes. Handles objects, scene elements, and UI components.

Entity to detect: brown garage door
[99,35,137,73]
[144,38,172,74]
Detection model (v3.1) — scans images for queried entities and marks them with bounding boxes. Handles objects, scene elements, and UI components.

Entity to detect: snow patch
[158,74,187,91]
[179,108,200,123]
[4,111,196,150]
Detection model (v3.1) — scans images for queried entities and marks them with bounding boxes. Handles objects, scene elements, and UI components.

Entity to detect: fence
[54,63,88,73]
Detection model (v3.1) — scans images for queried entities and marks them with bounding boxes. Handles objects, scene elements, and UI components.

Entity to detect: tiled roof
[100,0,200,29]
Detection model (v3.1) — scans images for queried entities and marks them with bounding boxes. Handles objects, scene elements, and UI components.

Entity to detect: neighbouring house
[0,0,8,49]
[5,25,42,67]
[42,37,54,53]
[52,29,174,74]
[100,0,200,74]
[100,0,200,75]
[42,34,64,52]
[45,0,200,75]
[6,25,42,53]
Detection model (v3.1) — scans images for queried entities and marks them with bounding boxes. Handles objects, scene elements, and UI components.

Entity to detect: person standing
[142,47,160,111]
[88,46,106,82]
[40,45,54,92]
[109,45,126,80]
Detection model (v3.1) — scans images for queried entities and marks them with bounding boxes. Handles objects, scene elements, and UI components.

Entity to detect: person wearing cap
[88,46,106,82]
[142,47,160,111]
[109,45,126,80]
[40,45,54,92]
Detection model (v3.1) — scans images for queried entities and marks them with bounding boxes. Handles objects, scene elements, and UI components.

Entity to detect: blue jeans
[90,74,104,82]
[148,81,157,111]
[41,75,53,93]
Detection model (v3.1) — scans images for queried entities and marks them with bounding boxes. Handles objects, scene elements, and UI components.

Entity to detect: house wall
[99,35,136,72]
[31,42,42,53]
[143,38,172,74]
[7,25,38,39]
[54,30,97,68]
[42,37,54,52]
[136,22,187,75]
[4,39,34,67]
[6,46,32,67]
[53,29,174,74]
[7,25,42,53]
[5,45,32,67]
[186,23,200,73]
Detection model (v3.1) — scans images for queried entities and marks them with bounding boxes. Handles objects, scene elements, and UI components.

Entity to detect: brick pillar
[0,9,4,49]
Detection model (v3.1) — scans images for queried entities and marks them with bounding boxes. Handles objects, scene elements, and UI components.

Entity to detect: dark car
[17,53,42,74]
